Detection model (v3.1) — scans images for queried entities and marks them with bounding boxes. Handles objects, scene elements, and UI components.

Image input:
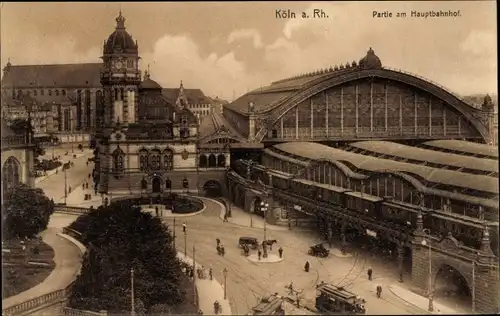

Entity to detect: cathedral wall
[173,155,196,169]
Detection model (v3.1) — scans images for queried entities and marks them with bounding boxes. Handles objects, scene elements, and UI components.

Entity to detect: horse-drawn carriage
[308,243,329,258]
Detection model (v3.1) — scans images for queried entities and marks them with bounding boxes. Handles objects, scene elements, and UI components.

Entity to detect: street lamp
[260,201,269,242]
[63,164,68,204]
[183,222,187,256]
[421,228,433,312]
[223,268,228,299]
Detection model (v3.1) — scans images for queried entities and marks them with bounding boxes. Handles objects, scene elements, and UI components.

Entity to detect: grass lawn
[2,240,55,299]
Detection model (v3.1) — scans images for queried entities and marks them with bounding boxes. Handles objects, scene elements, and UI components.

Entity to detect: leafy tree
[69,201,185,314]
[2,183,55,240]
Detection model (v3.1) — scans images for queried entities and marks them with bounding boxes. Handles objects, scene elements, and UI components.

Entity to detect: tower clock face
[113,60,123,70]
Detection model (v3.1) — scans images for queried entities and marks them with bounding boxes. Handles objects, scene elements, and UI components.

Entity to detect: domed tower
[100,11,141,128]
[358,47,382,69]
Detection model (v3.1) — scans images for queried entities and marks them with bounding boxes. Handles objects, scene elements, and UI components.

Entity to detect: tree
[2,183,55,240]
[69,201,185,314]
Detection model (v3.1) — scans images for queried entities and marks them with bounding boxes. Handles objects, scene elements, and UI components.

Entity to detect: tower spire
[116,9,126,29]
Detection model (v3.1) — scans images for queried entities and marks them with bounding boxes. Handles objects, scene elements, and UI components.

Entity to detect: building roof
[224,48,385,115]
[350,141,498,174]
[422,140,498,158]
[1,63,102,89]
[139,73,162,90]
[198,114,216,138]
[103,11,138,55]
[272,142,498,194]
[162,88,212,105]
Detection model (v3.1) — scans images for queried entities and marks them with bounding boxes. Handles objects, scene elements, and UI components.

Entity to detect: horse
[263,239,278,250]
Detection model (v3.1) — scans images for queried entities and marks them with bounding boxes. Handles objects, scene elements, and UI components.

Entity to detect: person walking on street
[376,285,382,298]
[216,238,220,247]
[155,206,159,217]
[258,249,262,261]
[367,267,373,281]
[278,247,283,258]
[304,261,310,272]
[209,268,213,280]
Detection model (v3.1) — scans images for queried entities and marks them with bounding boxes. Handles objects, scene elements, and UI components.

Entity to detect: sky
[1,1,497,100]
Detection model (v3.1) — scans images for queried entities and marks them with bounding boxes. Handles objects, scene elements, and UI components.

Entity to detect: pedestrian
[82,183,85,190]
[88,173,91,179]
[182,222,187,233]
[278,247,283,259]
[304,261,310,272]
[68,186,72,193]
[216,238,220,247]
[155,206,159,217]
[376,285,382,298]
[367,267,373,281]
[209,268,213,280]
[258,249,262,261]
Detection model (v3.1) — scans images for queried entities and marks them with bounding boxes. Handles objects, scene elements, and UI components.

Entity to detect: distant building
[161,87,214,117]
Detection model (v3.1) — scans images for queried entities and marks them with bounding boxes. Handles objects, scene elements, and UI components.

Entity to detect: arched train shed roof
[271,142,498,195]
[422,140,498,159]
[349,141,498,174]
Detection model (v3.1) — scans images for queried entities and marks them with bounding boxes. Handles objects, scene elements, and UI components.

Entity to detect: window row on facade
[261,153,497,222]
[199,154,226,168]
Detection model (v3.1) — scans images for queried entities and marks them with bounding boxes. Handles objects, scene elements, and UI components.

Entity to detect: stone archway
[434,264,472,308]
[203,180,222,197]
[152,177,162,193]
[250,196,263,217]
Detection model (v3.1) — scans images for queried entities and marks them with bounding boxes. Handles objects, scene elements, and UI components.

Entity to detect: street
[40,161,430,315]
[169,200,426,315]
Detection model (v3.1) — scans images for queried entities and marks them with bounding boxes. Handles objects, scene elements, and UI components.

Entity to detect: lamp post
[421,228,433,312]
[223,268,228,299]
[172,218,176,250]
[131,268,135,316]
[63,165,68,204]
[260,201,269,242]
[184,225,187,256]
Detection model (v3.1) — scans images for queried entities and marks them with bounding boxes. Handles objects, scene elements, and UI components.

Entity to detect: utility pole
[422,228,433,312]
[193,244,197,308]
[64,166,68,204]
[223,268,228,299]
[172,218,176,250]
[472,260,476,314]
[131,268,135,316]
[184,229,187,256]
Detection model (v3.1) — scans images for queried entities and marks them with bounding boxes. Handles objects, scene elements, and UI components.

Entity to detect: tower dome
[103,11,138,55]
[358,47,382,69]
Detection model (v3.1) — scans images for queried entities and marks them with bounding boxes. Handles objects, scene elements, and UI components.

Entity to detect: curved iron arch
[202,134,242,144]
[256,68,488,141]
[137,147,150,154]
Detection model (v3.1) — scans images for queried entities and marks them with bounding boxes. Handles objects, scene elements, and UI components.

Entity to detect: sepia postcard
[1,1,498,316]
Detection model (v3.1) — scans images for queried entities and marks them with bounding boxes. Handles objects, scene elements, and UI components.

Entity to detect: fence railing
[54,205,91,215]
[63,307,107,316]
[2,281,74,316]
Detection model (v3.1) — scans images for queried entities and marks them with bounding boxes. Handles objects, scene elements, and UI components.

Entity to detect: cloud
[227,29,263,48]
[143,34,262,99]
[3,35,101,65]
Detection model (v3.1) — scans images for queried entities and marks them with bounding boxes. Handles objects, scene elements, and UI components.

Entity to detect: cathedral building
[95,12,232,196]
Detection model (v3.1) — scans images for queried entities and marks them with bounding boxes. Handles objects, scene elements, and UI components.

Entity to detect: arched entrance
[251,196,263,217]
[203,180,222,197]
[152,177,162,193]
[434,264,472,308]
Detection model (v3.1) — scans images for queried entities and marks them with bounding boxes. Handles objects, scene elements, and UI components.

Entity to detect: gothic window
[33,90,37,96]
[55,90,60,96]
[199,155,207,167]
[150,149,161,170]
[62,90,66,96]
[120,88,124,100]
[114,88,119,101]
[208,154,217,167]
[217,154,225,167]
[112,148,125,176]
[41,90,44,96]
[139,149,149,171]
[2,157,20,193]
[127,59,133,68]
[48,90,52,96]
[163,149,174,170]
